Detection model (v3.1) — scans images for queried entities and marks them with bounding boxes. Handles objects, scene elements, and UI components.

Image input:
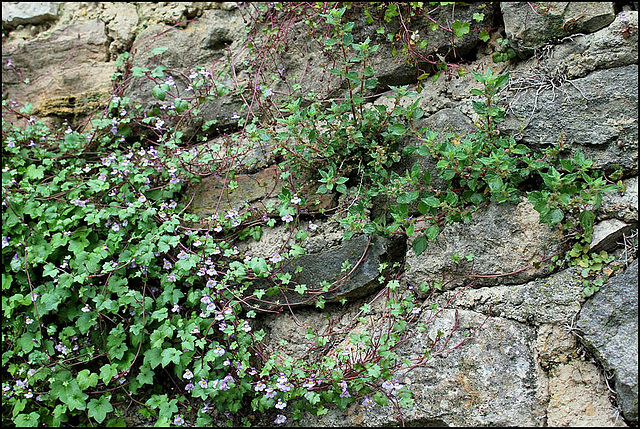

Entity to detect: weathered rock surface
[577,259,639,424]
[501,64,639,175]
[404,197,565,289]
[2,18,112,124]
[501,2,616,56]
[2,2,61,28]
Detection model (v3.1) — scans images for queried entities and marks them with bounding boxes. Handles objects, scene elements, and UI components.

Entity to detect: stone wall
[2,2,637,426]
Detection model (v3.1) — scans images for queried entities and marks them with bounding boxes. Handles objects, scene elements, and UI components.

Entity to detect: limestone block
[2,2,61,28]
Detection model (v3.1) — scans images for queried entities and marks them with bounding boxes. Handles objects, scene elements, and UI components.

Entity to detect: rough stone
[590,219,636,253]
[244,233,405,309]
[298,309,546,426]
[501,2,615,56]
[122,8,249,136]
[438,266,585,325]
[599,176,639,223]
[547,360,628,427]
[2,2,61,28]
[185,164,334,224]
[404,197,565,289]
[101,2,139,55]
[2,18,112,125]
[577,259,639,424]
[501,64,638,175]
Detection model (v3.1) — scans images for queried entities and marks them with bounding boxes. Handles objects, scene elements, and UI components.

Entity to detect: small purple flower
[185,381,194,391]
[362,395,373,406]
[275,398,287,409]
[291,195,302,205]
[264,88,274,97]
[198,379,208,389]
[163,259,173,270]
[270,253,282,264]
[255,381,266,391]
[183,369,194,380]
[167,273,177,282]
[274,414,286,424]
[264,387,277,399]
[173,414,184,426]
[177,250,189,260]
[282,213,294,223]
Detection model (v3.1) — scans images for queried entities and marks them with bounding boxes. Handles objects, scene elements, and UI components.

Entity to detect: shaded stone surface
[2,18,112,125]
[245,233,406,309]
[577,259,639,424]
[590,219,636,253]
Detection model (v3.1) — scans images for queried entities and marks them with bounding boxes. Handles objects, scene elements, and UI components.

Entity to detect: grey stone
[501,65,638,175]
[2,2,61,28]
[577,259,639,424]
[551,11,639,79]
[404,197,565,289]
[299,309,546,426]
[501,2,615,56]
[590,219,635,253]
[600,176,639,223]
[439,266,585,325]
[245,234,406,309]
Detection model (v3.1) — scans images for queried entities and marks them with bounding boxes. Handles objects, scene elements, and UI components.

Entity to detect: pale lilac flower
[183,369,194,380]
[255,381,266,391]
[198,379,208,389]
[270,253,282,264]
[193,238,203,247]
[191,326,200,334]
[206,302,216,312]
[214,310,224,321]
[173,414,184,426]
[206,267,217,276]
[214,224,223,233]
[25,317,34,325]
[240,321,251,332]
[206,279,217,288]
[264,87,274,97]
[362,395,373,406]
[264,387,277,399]
[308,221,318,231]
[275,398,287,409]
[200,295,212,304]
[155,119,164,130]
[177,250,189,259]
[291,195,301,204]
[111,224,120,232]
[282,213,294,223]
[138,195,147,203]
[185,381,194,391]
[274,414,286,424]
[302,380,316,389]
[163,259,173,270]
[381,380,394,391]
[213,345,225,357]
[81,304,91,313]
[2,236,9,248]
[171,303,180,313]
[167,273,177,282]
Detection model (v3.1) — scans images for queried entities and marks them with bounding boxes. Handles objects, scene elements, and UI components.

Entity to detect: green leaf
[426,224,440,241]
[452,20,470,37]
[397,190,419,204]
[161,348,181,366]
[100,364,118,385]
[88,396,114,424]
[151,47,169,56]
[412,236,428,256]
[388,123,406,136]
[13,412,40,427]
[131,66,149,77]
[77,369,99,390]
[494,72,510,89]
[578,210,595,231]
